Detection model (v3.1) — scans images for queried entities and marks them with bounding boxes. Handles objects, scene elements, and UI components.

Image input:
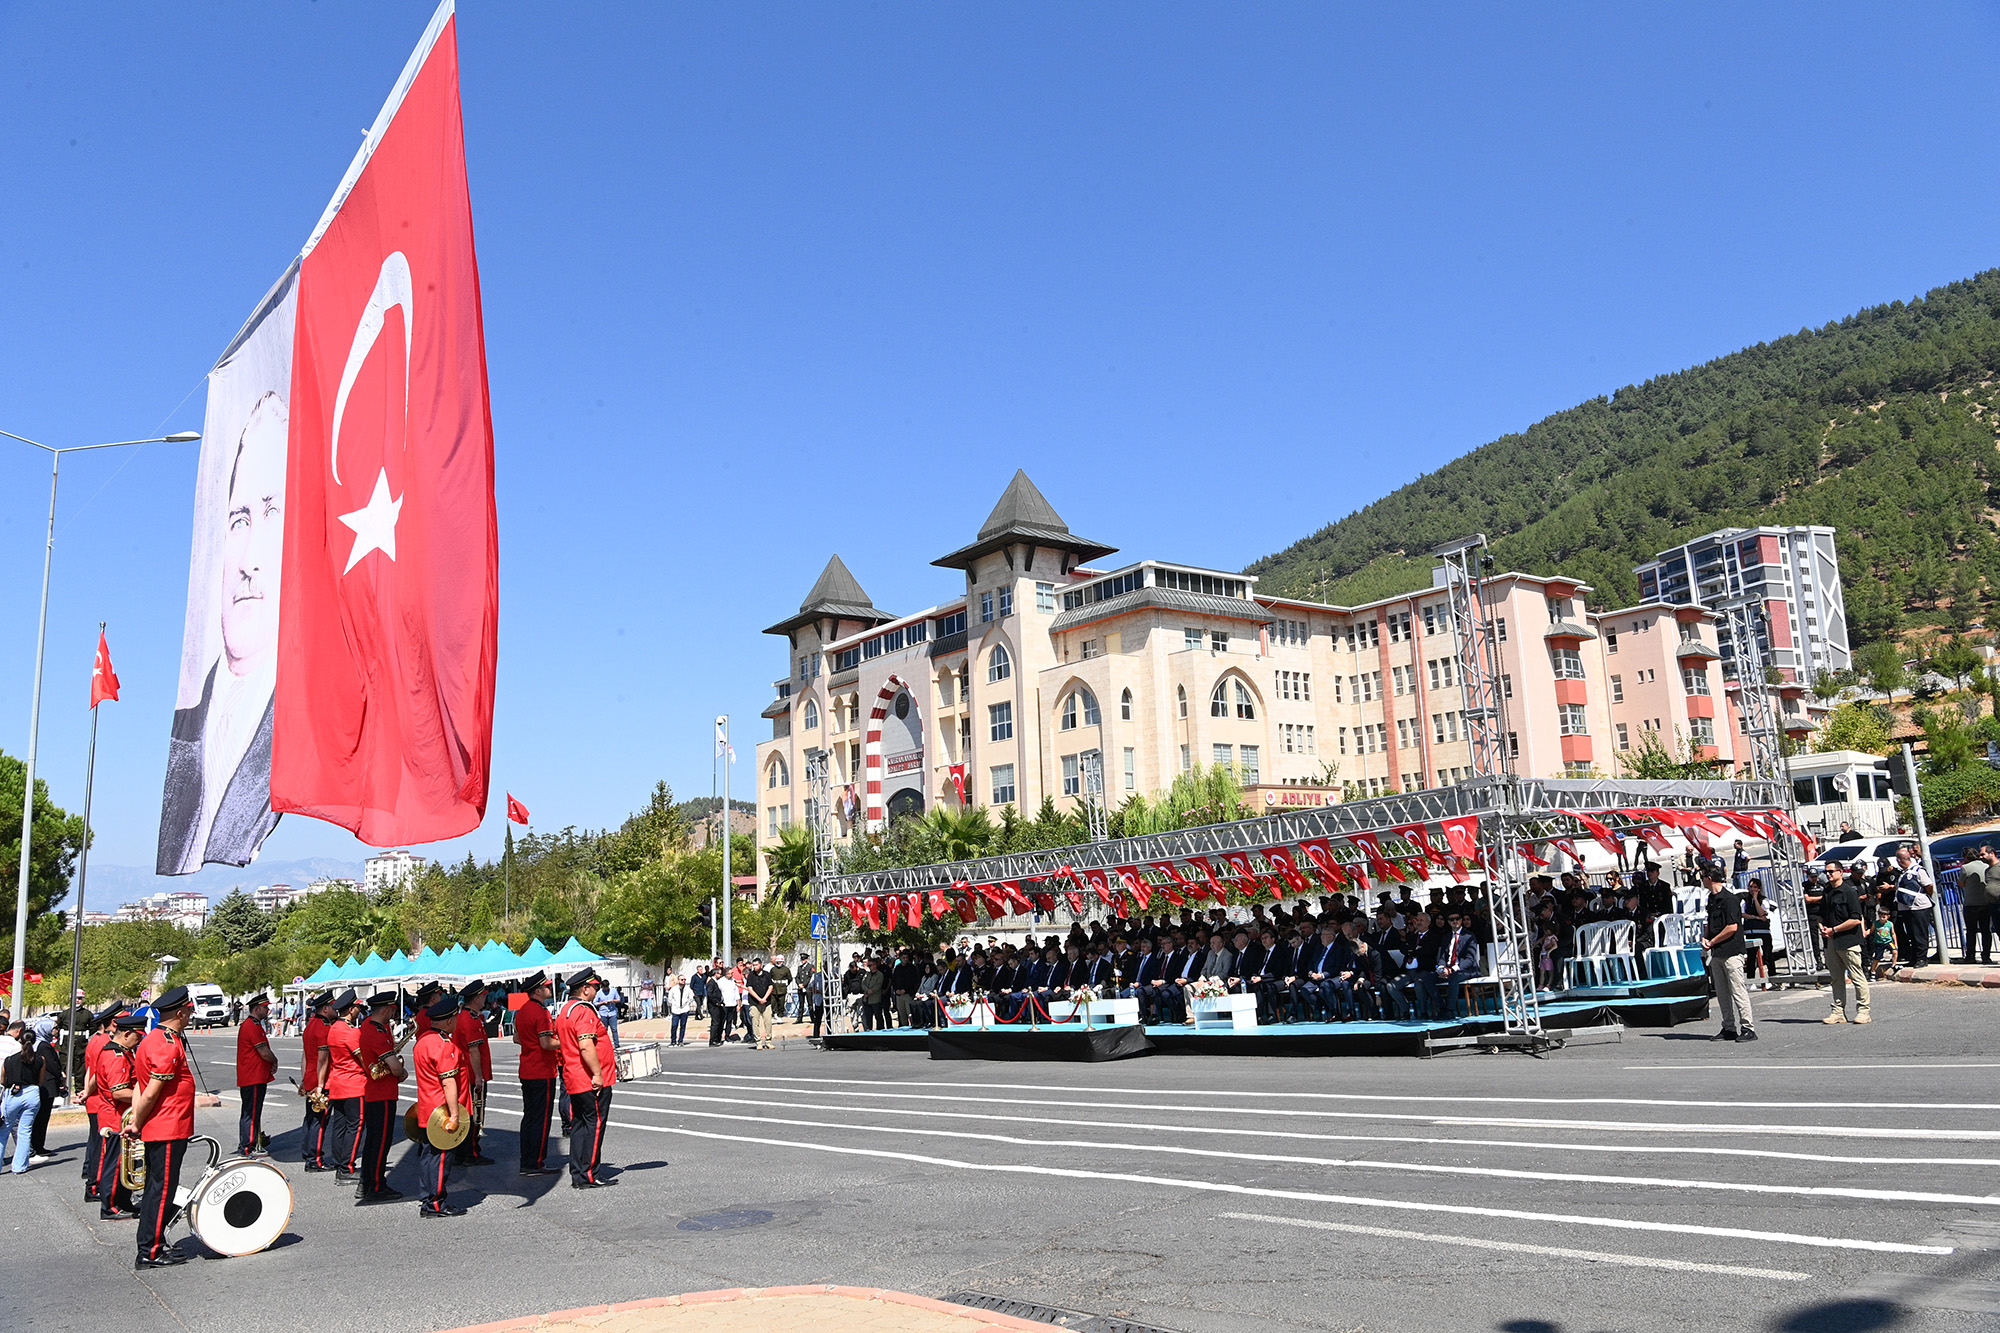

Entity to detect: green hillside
[1247,270,2000,646]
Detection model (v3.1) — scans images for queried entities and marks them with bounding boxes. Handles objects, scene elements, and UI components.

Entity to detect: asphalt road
[8,983,1998,1333]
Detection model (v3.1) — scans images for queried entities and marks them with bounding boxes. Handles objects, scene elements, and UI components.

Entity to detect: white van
[187,983,228,1029]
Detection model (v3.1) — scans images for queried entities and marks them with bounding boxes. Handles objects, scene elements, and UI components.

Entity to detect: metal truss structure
[1432,534,1512,780]
[1080,748,1108,845]
[803,747,849,1036]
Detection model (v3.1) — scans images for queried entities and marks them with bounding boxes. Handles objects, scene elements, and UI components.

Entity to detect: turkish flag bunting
[1766,809,1816,860]
[1182,857,1226,901]
[1519,842,1550,867]
[954,894,978,924]
[1082,867,1116,906]
[1637,824,1673,852]
[1349,832,1405,883]
[862,897,882,930]
[506,793,530,825]
[1569,810,1624,859]
[276,13,498,846]
[1064,890,1084,915]
[1389,824,1442,871]
[1720,810,1769,841]
[1032,892,1056,912]
[1118,869,1152,911]
[926,888,948,919]
[1150,861,1196,898]
[1220,851,1265,897]
[1264,847,1311,896]
[90,631,120,708]
[996,880,1033,912]
[1298,839,1349,890]
[883,894,902,932]
[1438,816,1481,863]
[907,892,924,926]
[1550,836,1584,865]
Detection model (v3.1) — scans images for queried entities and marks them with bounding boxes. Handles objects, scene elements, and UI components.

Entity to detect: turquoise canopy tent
[545,936,604,968]
[516,939,555,967]
[304,958,342,985]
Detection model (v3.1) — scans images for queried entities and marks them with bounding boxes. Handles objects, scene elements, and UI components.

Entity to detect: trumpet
[119,1113,146,1193]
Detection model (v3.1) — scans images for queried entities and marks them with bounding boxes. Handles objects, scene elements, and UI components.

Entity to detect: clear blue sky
[3,3,1997,882]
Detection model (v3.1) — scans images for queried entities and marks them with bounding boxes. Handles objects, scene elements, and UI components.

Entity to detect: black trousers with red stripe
[137,1138,188,1260]
[237,1082,268,1153]
[95,1128,132,1214]
[83,1112,101,1195]
[568,1086,612,1184]
[452,1079,482,1162]
[416,1137,452,1209]
[301,1096,330,1166]
[357,1100,394,1194]
[329,1096,361,1173]
[519,1077,555,1170]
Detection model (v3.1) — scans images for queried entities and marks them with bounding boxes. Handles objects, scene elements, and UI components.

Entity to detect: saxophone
[119,1113,146,1193]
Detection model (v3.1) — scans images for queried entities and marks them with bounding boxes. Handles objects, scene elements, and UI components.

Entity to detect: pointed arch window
[988,643,1012,683]
[767,756,790,789]
[1235,681,1256,720]
[803,699,819,730]
[1177,685,1188,719]
[1119,688,1133,721]
[1211,681,1230,718]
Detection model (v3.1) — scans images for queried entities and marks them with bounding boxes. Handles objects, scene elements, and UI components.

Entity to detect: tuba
[119,1114,146,1193]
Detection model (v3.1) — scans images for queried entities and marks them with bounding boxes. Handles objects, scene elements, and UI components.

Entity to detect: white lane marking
[656,1069,2000,1112]
[1218,1212,1812,1282]
[541,1113,1955,1256]
[605,1082,2000,1173]
[599,1079,2000,1141]
[478,1088,2000,1208]
[1624,1064,2000,1072]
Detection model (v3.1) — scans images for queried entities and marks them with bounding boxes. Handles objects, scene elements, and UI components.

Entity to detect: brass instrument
[365,1024,413,1082]
[289,1076,329,1114]
[119,1113,146,1193]
[469,1079,485,1128]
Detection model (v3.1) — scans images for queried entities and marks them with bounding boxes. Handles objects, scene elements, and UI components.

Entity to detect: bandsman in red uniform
[554,968,619,1188]
[410,981,443,1035]
[77,1003,122,1201]
[317,989,365,1182]
[125,986,198,1268]
[451,979,495,1165]
[354,991,405,1204]
[235,993,277,1156]
[91,1013,146,1220]
[412,991,467,1217]
[513,972,559,1176]
[298,990,336,1171]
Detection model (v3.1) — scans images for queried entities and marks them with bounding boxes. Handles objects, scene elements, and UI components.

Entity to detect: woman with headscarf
[28,1017,63,1162]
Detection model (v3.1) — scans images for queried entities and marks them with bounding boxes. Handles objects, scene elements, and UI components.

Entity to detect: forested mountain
[1247,270,2000,647]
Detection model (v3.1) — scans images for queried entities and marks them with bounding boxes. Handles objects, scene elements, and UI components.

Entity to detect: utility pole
[718,715,733,965]
[1901,742,1951,964]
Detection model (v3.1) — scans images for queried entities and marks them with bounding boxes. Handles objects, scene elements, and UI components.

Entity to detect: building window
[1120,688,1132,720]
[1123,747,1136,791]
[1081,689,1101,725]
[1062,753,1080,796]
[938,674,955,707]
[1563,761,1593,778]
[1036,582,1056,613]
[1689,716,1716,746]
[1235,681,1256,719]
[1427,657,1456,690]
[1605,631,1618,655]
[1080,638,1102,660]
[1304,724,1316,755]
[1549,647,1585,679]
[1396,718,1412,749]
[1213,743,1234,769]
[767,805,780,837]
[834,647,860,672]
[1546,596,1574,623]
[1507,731,1520,758]
[1609,674,1624,703]
[1332,675,1343,703]
[987,644,1011,683]
[999,588,1013,617]
[1501,673,1513,700]
[767,756,790,788]
[1616,722,1630,751]
[1184,626,1203,651]
[1239,745,1260,784]
[1682,666,1711,696]
[1061,693,1078,731]
[803,700,819,730]
[1387,611,1411,643]
[980,591,994,623]
[1176,684,1188,719]
[1338,727,1348,755]
[1211,681,1229,717]
[1558,703,1588,736]
[1497,617,1508,643]
[1180,744,1192,773]
[1210,630,1229,653]
[936,610,967,638]
[991,764,1016,805]
[989,702,1013,741]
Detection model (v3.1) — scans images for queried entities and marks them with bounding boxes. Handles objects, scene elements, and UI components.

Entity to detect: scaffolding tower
[1080,748,1109,844]
[803,746,846,1036]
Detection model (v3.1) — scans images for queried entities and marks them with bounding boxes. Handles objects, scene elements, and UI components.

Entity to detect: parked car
[187,983,229,1029]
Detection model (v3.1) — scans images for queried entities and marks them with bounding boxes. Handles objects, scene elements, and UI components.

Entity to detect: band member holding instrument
[555,968,619,1189]
[298,991,335,1171]
[413,992,466,1218]
[451,979,494,1166]
[319,989,364,1183]
[78,1003,121,1201]
[93,1013,145,1220]
[410,982,443,1034]
[235,994,276,1156]
[514,972,559,1176]
[126,987,197,1269]
[355,991,404,1204]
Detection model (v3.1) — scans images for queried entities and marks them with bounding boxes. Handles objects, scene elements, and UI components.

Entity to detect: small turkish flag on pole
[506,793,530,825]
[90,631,120,708]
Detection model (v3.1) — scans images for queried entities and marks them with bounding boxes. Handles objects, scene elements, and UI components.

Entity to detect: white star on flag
[337,467,404,574]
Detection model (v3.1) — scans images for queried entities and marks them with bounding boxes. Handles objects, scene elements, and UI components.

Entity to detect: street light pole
[5,429,199,1011]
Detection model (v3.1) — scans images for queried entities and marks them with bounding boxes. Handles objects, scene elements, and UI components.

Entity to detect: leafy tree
[1931,637,1986,692]
[207,889,275,953]
[1855,639,1908,701]
[1814,702,1895,755]
[732,890,812,961]
[0,747,87,971]
[1615,727,1729,779]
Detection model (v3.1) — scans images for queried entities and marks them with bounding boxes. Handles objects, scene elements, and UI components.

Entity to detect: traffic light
[1877,758,1911,799]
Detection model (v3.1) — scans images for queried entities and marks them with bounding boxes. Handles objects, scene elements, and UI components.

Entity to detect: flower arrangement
[1187,979,1230,1001]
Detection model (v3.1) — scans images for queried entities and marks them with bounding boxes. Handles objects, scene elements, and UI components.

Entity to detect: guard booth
[1785,749,1902,841]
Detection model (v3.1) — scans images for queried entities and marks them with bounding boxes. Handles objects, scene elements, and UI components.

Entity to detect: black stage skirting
[927,1024,1155,1062]
[1148,1024,1454,1058]
[823,1029,929,1052]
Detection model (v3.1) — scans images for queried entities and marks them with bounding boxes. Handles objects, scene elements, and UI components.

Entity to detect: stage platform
[819,979,1710,1059]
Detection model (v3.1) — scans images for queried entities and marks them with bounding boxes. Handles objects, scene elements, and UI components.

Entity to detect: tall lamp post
[5,428,200,1012]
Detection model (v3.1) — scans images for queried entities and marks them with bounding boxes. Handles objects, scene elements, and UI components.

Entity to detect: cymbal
[425,1105,470,1150]
[403,1106,421,1142]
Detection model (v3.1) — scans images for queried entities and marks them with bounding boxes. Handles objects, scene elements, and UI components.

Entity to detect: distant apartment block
[364,850,427,896]
[113,891,210,931]
[1634,525,1849,683]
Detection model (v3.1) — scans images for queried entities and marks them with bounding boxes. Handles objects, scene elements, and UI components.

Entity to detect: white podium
[1190,994,1260,1031]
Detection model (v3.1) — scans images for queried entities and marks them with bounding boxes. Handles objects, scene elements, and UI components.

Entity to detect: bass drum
[184,1155,293,1257]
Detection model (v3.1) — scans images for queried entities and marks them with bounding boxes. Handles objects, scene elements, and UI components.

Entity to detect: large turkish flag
[275,11,497,846]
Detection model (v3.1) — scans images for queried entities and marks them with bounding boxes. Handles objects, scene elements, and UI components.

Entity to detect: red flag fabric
[1550,836,1584,866]
[1569,810,1625,860]
[907,892,924,926]
[1298,839,1349,890]
[1766,810,1817,860]
[1519,842,1550,868]
[1349,832,1405,883]
[90,631,120,708]
[954,894,978,924]
[1637,824,1673,853]
[883,894,902,932]
[1219,851,1265,897]
[505,793,530,825]
[274,12,498,846]
[1264,847,1311,896]
[1082,867,1115,906]
[1063,889,1085,915]
[1118,869,1152,911]
[1388,824,1443,872]
[1720,810,1769,841]
[1438,816,1481,864]
[947,764,967,804]
[926,887,948,919]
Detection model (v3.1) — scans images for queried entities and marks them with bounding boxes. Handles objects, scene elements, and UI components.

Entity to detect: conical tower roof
[764,554,894,636]
[934,470,1116,570]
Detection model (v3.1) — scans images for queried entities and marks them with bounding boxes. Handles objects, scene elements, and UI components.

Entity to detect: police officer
[93,1013,146,1220]
[354,991,405,1204]
[513,972,560,1176]
[318,989,365,1182]
[125,986,198,1269]
[412,991,468,1218]
[554,968,620,1188]
[298,991,336,1171]
[451,979,495,1165]
[77,1003,121,1201]
[235,994,277,1156]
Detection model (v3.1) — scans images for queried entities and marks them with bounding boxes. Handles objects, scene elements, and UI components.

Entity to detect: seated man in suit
[1251,926,1296,1024]
[1225,929,1262,999]
[1160,940,1202,1024]
[1436,910,1485,1017]
[1296,922,1347,1022]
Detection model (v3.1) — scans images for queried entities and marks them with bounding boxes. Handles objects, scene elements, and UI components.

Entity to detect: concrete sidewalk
[448,1289,1057,1333]
[1892,961,2000,988]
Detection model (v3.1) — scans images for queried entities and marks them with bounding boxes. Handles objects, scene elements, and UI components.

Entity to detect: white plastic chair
[1566,920,1639,987]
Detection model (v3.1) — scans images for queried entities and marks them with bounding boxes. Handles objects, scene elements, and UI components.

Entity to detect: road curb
[1891,964,2000,988]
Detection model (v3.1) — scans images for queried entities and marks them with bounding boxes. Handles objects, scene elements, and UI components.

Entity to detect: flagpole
[720,715,733,967]
[62,624,104,1087]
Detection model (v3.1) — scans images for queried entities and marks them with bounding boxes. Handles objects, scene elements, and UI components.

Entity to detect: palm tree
[923,805,996,863]
[764,825,816,907]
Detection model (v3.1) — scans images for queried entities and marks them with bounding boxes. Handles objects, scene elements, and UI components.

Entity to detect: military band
[450,980,495,1165]
[513,971,559,1175]
[319,988,365,1180]
[554,967,619,1189]
[93,1013,145,1219]
[412,992,467,1217]
[355,991,404,1203]
[235,993,277,1156]
[77,1003,119,1202]
[298,990,335,1171]
[125,986,198,1269]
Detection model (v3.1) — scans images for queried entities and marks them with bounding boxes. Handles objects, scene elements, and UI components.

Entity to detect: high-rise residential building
[754,472,1756,894]
[1633,525,1849,684]
[363,850,427,896]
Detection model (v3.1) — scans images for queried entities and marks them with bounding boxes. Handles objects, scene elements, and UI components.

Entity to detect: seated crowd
[836,866,1690,1030]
